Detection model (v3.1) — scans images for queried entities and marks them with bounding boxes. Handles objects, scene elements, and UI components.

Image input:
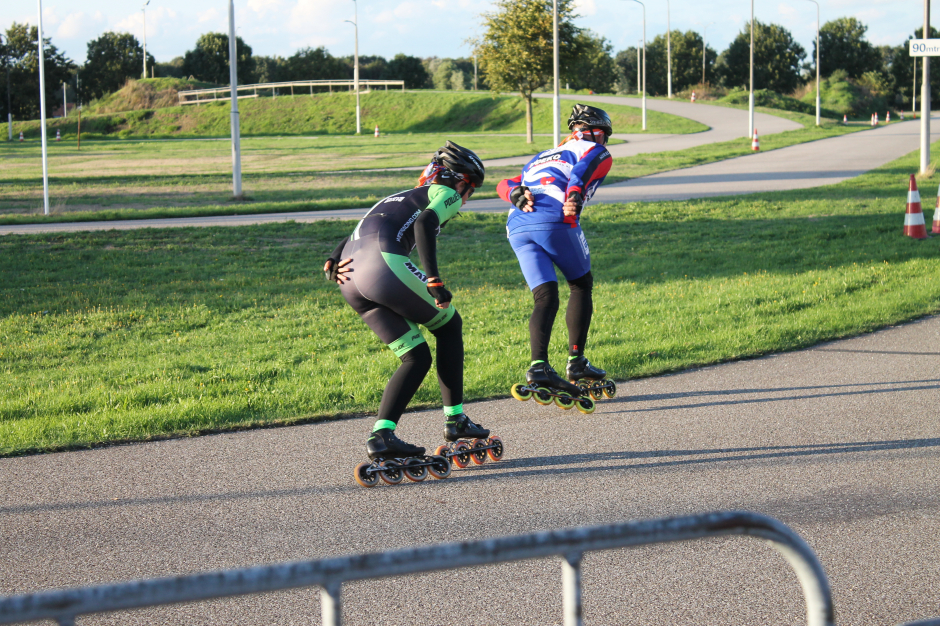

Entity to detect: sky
[0,0,927,66]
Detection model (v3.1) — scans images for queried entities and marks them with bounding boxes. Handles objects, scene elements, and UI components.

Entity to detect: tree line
[1,7,938,122]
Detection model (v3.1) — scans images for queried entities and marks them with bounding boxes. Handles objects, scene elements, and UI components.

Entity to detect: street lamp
[920,0,930,174]
[142,0,150,79]
[749,0,755,138]
[805,0,820,126]
[701,22,714,90]
[665,0,671,98]
[628,0,646,130]
[37,0,50,215]
[344,0,360,135]
[553,0,560,145]
[228,0,242,198]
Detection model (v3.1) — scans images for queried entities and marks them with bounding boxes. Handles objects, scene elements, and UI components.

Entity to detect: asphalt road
[2,317,939,625]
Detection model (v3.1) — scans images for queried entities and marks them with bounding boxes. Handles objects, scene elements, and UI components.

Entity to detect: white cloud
[777,3,798,18]
[248,0,286,15]
[57,12,95,39]
[574,0,597,17]
[197,8,221,23]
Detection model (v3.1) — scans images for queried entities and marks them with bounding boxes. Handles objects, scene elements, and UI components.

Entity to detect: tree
[181,33,254,84]
[280,47,346,81]
[0,22,74,120]
[386,54,429,89]
[82,32,154,100]
[565,30,617,93]
[636,30,717,95]
[816,18,880,79]
[717,20,805,94]
[478,0,581,143]
[890,26,940,107]
[155,56,185,79]
[433,58,459,89]
[339,55,387,80]
[614,48,639,94]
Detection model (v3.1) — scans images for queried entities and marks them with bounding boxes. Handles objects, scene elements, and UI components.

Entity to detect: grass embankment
[3,143,940,455]
[86,77,221,114]
[0,110,867,224]
[10,91,706,140]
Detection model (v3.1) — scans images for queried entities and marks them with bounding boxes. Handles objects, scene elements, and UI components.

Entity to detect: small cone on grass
[905,174,928,239]
[374,125,380,138]
[933,183,940,234]
[843,114,847,124]
[18,132,23,142]
[751,129,759,151]
[55,129,60,141]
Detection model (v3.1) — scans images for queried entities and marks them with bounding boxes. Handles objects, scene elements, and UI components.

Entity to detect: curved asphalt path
[1,317,938,625]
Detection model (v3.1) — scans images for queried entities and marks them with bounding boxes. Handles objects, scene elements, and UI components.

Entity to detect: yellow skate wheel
[603,381,617,399]
[378,460,404,485]
[533,387,553,405]
[511,383,533,401]
[486,436,504,462]
[576,397,596,414]
[554,394,576,410]
[451,441,471,469]
[428,455,452,479]
[589,384,604,401]
[403,458,428,482]
[354,462,379,488]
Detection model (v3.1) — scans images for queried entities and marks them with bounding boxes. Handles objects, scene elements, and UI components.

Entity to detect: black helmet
[433,141,485,187]
[568,103,613,139]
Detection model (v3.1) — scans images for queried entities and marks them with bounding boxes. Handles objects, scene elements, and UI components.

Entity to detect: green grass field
[0,108,866,225]
[2,141,940,456]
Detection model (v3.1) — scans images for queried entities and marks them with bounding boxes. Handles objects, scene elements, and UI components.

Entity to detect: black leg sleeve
[566,271,594,358]
[530,281,560,362]
[376,343,432,425]
[429,310,463,407]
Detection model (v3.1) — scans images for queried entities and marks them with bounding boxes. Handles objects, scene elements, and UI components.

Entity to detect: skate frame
[0,511,870,626]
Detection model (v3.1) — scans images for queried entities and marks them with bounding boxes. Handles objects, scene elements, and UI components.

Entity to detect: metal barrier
[178,79,405,104]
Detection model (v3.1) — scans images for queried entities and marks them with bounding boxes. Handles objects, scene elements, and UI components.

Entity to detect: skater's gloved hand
[426,277,452,309]
[324,257,353,284]
[509,186,535,212]
[563,191,583,218]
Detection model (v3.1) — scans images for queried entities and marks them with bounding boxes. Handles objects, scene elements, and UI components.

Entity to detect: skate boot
[510,362,597,414]
[566,356,616,401]
[436,414,504,469]
[354,429,451,488]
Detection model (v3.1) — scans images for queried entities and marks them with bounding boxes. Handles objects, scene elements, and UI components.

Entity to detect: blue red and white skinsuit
[496,134,612,289]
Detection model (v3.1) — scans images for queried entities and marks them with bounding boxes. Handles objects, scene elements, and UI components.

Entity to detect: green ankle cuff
[372,419,397,432]
[443,404,464,417]
[530,359,545,367]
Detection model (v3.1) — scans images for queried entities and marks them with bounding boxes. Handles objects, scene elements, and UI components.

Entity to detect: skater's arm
[414,210,453,309]
[565,145,612,219]
[323,236,352,284]
[498,176,535,212]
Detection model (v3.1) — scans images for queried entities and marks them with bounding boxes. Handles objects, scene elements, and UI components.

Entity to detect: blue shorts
[508,226,592,290]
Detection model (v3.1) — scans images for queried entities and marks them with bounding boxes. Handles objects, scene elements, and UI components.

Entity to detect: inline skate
[566,356,616,401]
[354,428,451,488]
[510,362,596,414]
[434,414,504,469]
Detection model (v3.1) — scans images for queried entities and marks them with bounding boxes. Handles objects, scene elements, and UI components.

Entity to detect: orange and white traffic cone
[886,111,891,123]
[374,125,379,138]
[933,183,940,234]
[905,174,928,239]
[843,114,847,124]
[691,91,696,103]
[875,113,879,125]
[55,129,60,141]
[751,129,759,151]
[870,114,875,126]
[18,131,23,142]
[901,111,906,121]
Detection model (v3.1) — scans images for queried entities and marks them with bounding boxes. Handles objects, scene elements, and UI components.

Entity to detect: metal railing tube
[0,511,833,626]
[562,552,583,626]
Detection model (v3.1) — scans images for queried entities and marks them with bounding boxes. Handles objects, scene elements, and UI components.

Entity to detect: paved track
[2,317,939,625]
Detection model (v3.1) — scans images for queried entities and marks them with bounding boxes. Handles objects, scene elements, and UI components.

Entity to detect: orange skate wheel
[354,462,379,488]
[428,455,452,479]
[486,436,504,462]
[378,460,404,485]
[451,441,471,469]
[470,439,488,465]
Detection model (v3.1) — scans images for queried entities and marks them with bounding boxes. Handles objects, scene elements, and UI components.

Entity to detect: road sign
[909,39,940,56]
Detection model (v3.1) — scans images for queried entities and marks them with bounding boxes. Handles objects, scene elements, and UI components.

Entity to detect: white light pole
[702,22,714,90]
[665,0,672,98]
[806,0,820,126]
[629,0,646,130]
[921,0,931,174]
[637,40,641,94]
[37,0,50,215]
[553,0,560,145]
[749,0,755,138]
[344,0,360,135]
[228,0,242,198]
[142,0,150,79]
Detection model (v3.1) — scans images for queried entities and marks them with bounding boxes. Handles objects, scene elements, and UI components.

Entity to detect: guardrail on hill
[178,79,405,105]
[0,510,937,626]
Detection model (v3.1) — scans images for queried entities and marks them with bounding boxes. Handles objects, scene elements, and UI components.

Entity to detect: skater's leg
[374,340,432,430]
[566,271,593,358]
[428,310,463,413]
[530,281,559,363]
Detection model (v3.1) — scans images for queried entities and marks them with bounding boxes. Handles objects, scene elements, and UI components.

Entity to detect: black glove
[426,277,453,305]
[324,257,341,282]
[567,191,583,215]
[509,185,531,210]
